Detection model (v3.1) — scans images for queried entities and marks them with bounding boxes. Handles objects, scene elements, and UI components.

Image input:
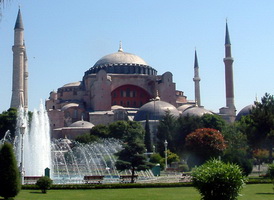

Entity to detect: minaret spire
[11,9,27,109]
[222,21,236,122]
[193,50,201,107]
[14,8,24,30]
[225,19,231,44]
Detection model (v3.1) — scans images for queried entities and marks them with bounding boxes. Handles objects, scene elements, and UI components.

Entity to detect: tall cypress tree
[144,115,152,152]
[0,142,21,200]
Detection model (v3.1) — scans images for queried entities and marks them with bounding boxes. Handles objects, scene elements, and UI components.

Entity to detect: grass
[5,184,274,200]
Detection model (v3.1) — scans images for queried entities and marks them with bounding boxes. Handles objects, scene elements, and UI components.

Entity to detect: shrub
[192,159,245,200]
[0,142,21,200]
[267,164,274,180]
[178,164,189,172]
[36,176,53,193]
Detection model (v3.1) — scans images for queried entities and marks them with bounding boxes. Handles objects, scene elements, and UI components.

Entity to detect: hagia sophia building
[11,9,244,141]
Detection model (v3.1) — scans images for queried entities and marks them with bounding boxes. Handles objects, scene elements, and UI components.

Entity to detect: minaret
[193,50,201,107]
[223,21,236,120]
[11,9,27,109]
[23,41,28,109]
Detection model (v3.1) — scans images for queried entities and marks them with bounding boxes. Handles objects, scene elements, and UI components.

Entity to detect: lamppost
[164,140,168,171]
[19,124,26,185]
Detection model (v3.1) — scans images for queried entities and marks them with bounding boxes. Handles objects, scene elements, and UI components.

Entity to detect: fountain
[2,103,154,184]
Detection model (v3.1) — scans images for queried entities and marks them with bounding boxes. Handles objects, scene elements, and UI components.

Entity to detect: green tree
[0,142,21,200]
[0,108,17,139]
[192,159,245,200]
[239,93,274,162]
[115,140,151,183]
[144,115,152,152]
[150,153,164,169]
[109,121,144,142]
[185,128,227,168]
[200,114,226,132]
[166,150,180,165]
[174,114,202,154]
[157,111,178,155]
[90,124,110,138]
[36,176,52,193]
[75,132,98,144]
[222,125,252,176]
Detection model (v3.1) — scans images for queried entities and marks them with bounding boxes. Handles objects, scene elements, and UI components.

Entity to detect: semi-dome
[235,104,255,121]
[134,100,180,121]
[85,46,157,76]
[182,106,212,117]
[69,120,94,129]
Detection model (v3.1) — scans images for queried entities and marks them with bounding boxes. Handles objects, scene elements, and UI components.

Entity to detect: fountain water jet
[15,104,51,176]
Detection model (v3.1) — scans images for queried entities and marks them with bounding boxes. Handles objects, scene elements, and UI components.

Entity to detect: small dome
[111,105,125,110]
[62,82,81,88]
[236,104,254,121]
[134,100,180,121]
[69,120,94,129]
[61,103,79,111]
[177,104,194,113]
[182,106,212,117]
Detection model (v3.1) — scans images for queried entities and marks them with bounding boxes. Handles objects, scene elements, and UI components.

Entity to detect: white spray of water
[16,103,51,176]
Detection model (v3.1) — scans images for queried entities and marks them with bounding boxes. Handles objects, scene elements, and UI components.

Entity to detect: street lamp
[19,124,26,185]
[164,140,168,171]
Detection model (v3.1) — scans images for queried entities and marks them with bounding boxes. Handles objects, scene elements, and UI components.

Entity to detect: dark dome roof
[134,100,180,121]
[235,104,254,121]
[85,48,157,76]
[182,106,212,117]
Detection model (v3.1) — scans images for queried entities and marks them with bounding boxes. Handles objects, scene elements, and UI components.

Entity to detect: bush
[36,176,53,193]
[178,164,189,172]
[0,142,21,200]
[267,164,274,180]
[192,159,245,200]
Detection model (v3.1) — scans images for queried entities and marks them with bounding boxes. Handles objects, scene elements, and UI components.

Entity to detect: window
[126,88,130,97]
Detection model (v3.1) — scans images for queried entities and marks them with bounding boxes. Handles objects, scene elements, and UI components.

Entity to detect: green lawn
[6,184,274,200]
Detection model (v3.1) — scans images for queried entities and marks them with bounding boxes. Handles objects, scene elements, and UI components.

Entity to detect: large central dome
[85,45,157,76]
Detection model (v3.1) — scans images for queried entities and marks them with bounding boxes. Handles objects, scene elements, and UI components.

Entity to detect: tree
[75,132,98,144]
[0,142,21,200]
[109,121,144,142]
[90,124,110,138]
[0,108,17,139]
[144,115,152,152]
[166,150,180,165]
[239,93,274,162]
[192,159,245,200]
[185,128,227,168]
[157,111,178,155]
[200,114,226,132]
[149,153,164,169]
[174,114,202,154]
[222,125,253,176]
[36,176,52,193]
[115,139,151,183]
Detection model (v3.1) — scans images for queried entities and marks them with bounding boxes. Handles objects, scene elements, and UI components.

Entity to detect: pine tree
[0,142,21,200]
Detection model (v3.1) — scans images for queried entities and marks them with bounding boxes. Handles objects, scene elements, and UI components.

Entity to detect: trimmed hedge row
[22,178,272,190]
[22,182,193,190]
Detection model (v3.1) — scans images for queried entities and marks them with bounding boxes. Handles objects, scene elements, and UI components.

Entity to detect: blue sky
[0,0,273,113]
